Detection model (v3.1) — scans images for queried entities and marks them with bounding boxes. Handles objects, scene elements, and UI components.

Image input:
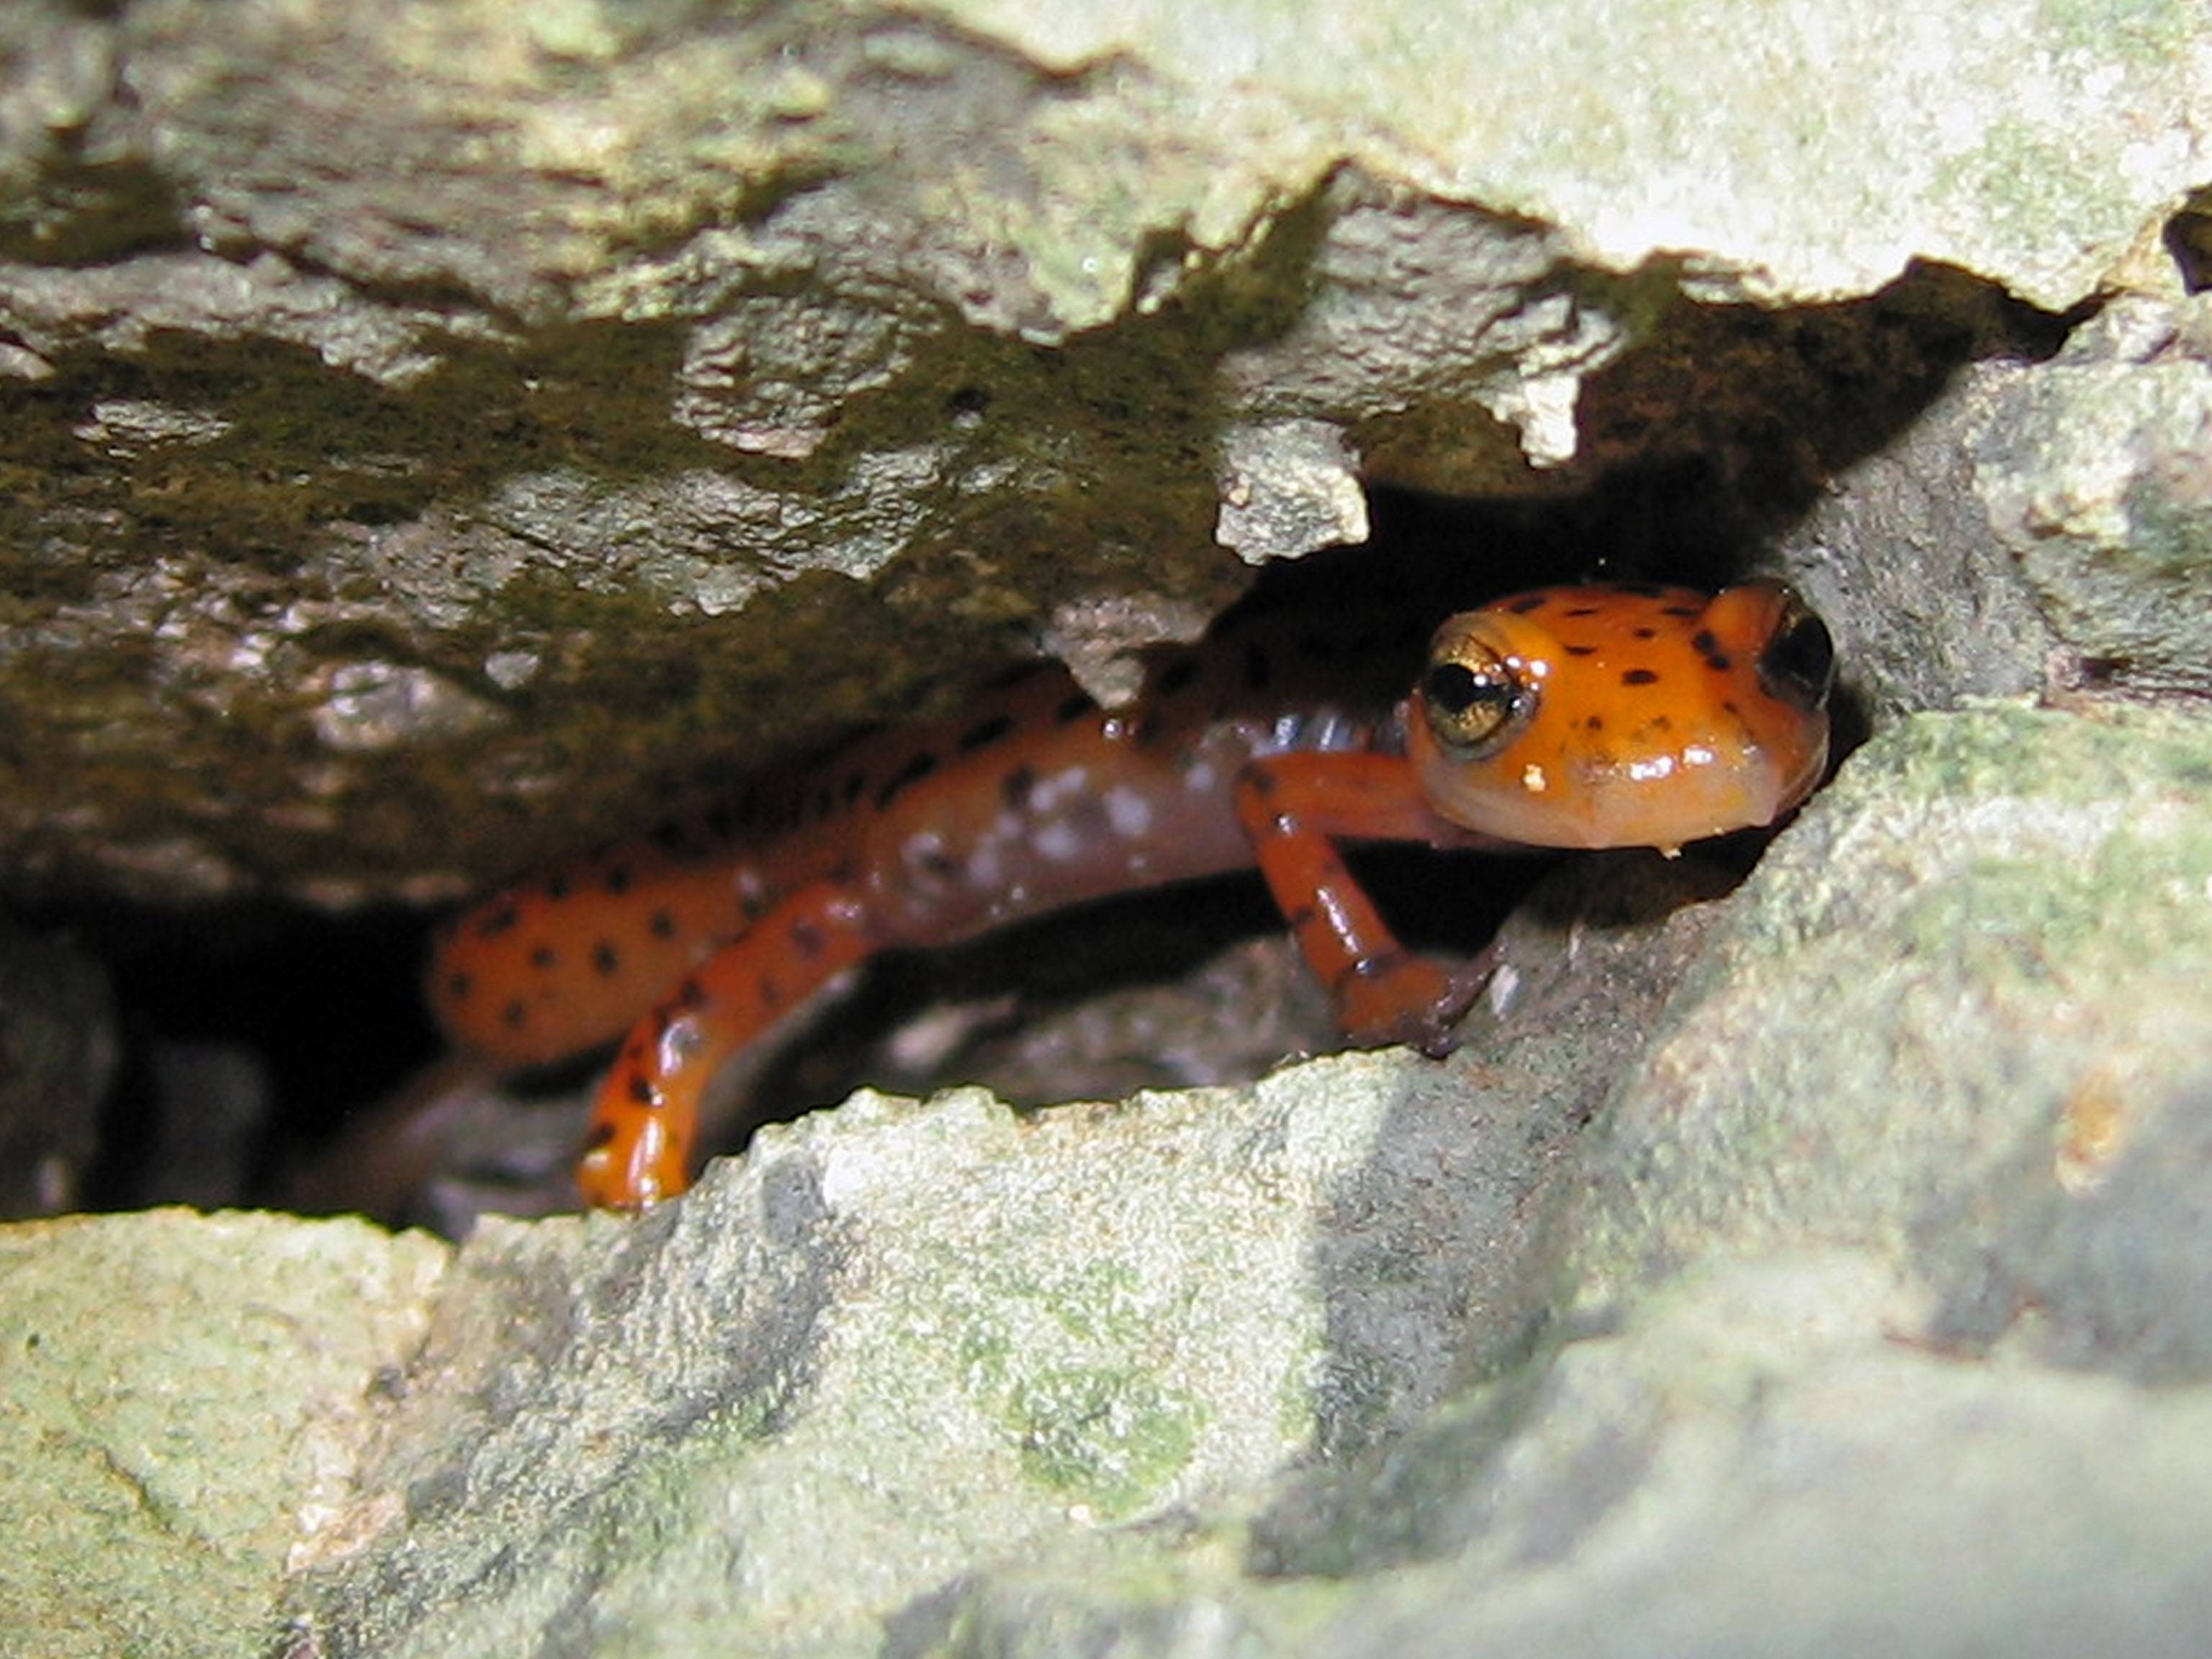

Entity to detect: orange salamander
[429,579,1835,1208]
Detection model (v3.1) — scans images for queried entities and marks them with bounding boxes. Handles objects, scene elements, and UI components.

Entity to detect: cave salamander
[430,578,1835,1208]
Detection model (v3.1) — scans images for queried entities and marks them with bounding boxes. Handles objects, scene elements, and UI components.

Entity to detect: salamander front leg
[1233,751,1488,1054]
[578,879,879,1209]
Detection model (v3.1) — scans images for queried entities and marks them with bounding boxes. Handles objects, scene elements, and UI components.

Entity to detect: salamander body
[430,579,1835,1208]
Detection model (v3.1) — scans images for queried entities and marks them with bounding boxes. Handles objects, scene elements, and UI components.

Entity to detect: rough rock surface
[0,0,2200,900]
[0,1211,444,1659]
[1,2,2211,1658]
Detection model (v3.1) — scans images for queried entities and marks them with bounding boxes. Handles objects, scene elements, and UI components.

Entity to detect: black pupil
[1425,660,1510,719]
[1758,611,1837,710]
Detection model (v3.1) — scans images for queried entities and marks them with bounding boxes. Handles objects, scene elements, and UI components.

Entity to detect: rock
[0,1210,444,1659]
[291,1064,1471,1655]
[2,0,2211,1653]
[0,0,2200,899]
[1969,297,2212,695]
[1583,702,2212,1387]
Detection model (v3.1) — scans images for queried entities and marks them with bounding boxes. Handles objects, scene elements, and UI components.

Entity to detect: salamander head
[1408,580,1834,853]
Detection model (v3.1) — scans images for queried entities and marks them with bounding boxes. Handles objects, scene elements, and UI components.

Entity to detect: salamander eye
[1419,636,1532,756]
[1758,596,1836,713]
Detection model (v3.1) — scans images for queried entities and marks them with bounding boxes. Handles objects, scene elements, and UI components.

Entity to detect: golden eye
[1419,633,1532,756]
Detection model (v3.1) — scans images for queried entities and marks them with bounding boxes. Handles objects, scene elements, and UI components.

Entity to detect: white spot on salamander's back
[1034,820,1083,862]
[1104,786,1151,839]
[1031,766,1089,813]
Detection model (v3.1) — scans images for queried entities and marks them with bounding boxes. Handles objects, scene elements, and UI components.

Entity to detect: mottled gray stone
[1781,359,2064,719]
[0,1211,444,1659]
[288,1066,1454,1657]
[0,0,2199,900]
[1216,419,1370,565]
[4,1,2212,1655]
[1970,295,2212,694]
[1580,702,2212,1303]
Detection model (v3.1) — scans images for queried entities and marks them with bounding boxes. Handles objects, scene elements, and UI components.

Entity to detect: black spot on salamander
[1662,604,1700,618]
[1564,644,1596,657]
[1622,668,1660,685]
[1691,629,1735,672]
[957,713,1016,753]
[530,944,557,970]
[789,918,826,958]
[593,942,620,976]
[1286,902,1319,930]
[503,998,528,1030]
[1585,714,1605,732]
[544,872,572,902]
[1243,642,1274,691]
[675,976,706,1011]
[649,908,676,940]
[1156,657,1200,696]
[759,976,783,1011]
[1506,593,1550,613]
[626,1072,657,1106]
[1722,698,1743,716]
[739,888,769,922]
[1632,626,1658,640]
[586,1120,620,1148]
[1054,691,1093,725]
[874,750,940,811]
[1563,606,1601,619]
[918,844,958,878]
[1243,768,1280,800]
[446,971,472,1002]
[604,863,634,895]
[1001,763,1038,811]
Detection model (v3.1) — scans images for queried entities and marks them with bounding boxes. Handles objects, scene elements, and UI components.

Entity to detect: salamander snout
[1408,579,1835,853]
